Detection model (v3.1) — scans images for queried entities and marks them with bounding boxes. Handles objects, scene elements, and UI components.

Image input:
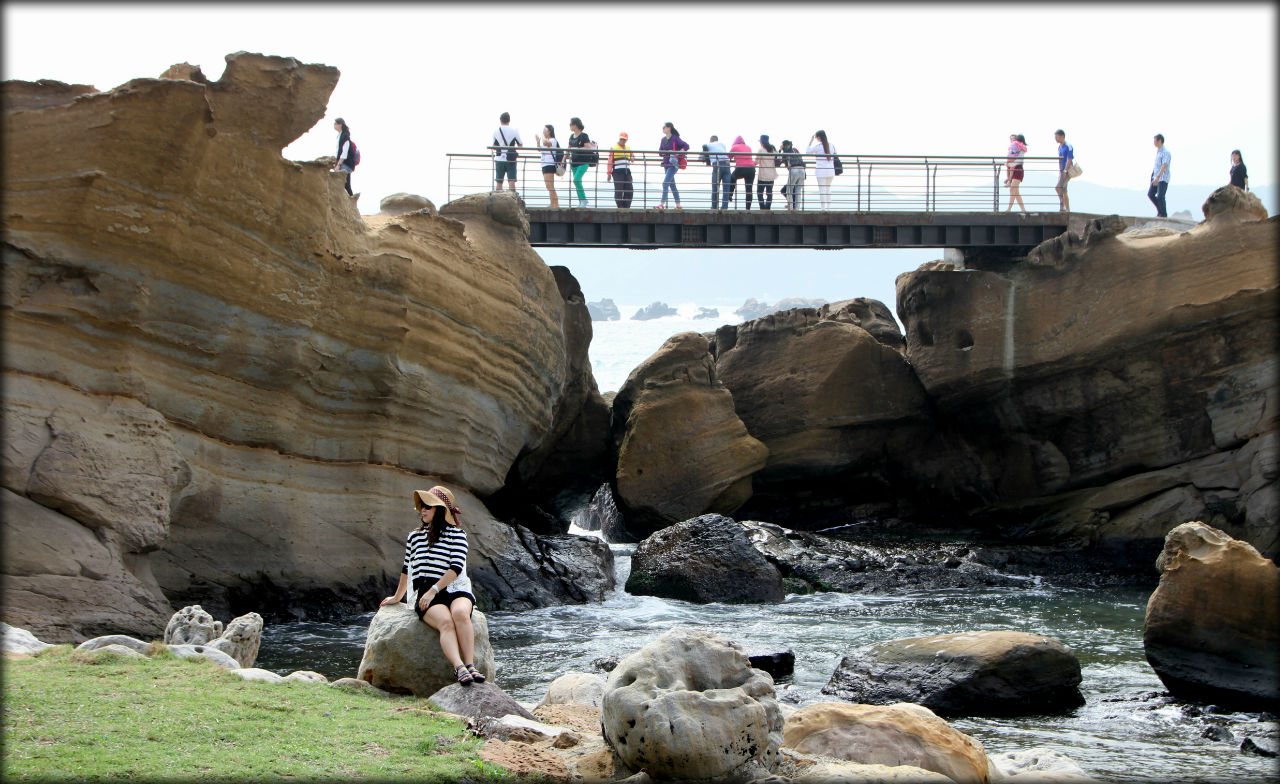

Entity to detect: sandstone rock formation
[601,627,783,780]
[897,203,1278,556]
[356,603,495,697]
[782,702,989,784]
[610,333,768,538]
[538,673,606,709]
[1143,521,1279,711]
[712,299,935,522]
[164,606,223,646]
[625,514,784,604]
[2,53,612,639]
[205,611,263,669]
[378,192,435,215]
[822,631,1084,717]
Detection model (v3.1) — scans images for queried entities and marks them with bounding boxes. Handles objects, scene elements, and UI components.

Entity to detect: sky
[5,2,1276,316]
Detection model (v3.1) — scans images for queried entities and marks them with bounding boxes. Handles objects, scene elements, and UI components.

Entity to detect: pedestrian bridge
[449,150,1110,253]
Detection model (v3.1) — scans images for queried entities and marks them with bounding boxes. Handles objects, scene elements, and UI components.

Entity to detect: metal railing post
[993,162,1000,212]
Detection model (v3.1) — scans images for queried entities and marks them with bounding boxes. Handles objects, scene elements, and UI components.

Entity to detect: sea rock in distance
[601,627,783,780]
[626,514,784,604]
[1143,521,1279,711]
[609,333,768,538]
[734,297,828,321]
[694,306,720,320]
[587,299,621,321]
[822,631,1085,717]
[631,301,677,320]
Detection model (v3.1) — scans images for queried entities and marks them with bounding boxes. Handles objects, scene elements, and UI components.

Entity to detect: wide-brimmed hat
[413,486,459,525]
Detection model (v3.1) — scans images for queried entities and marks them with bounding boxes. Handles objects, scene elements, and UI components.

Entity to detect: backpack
[350,141,361,168]
[587,141,599,167]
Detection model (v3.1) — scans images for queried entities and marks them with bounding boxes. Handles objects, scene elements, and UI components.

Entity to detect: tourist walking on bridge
[756,135,777,210]
[492,112,523,193]
[567,118,592,208]
[609,132,634,208]
[1148,134,1170,217]
[781,139,805,210]
[1054,129,1074,212]
[657,122,688,209]
[807,131,836,209]
[706,135,731,209]
[380,486,485,686]
[727,135,756,209]
[536,124,562,208]
[1004,133,1027,212]
[1229,150,1248,191]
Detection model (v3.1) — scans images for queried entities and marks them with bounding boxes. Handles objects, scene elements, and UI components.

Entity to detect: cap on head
[619,132,628,140]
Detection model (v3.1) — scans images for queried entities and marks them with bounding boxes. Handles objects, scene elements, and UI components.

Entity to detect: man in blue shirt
[1148,134,1171,217]
[1055,129,1074,212]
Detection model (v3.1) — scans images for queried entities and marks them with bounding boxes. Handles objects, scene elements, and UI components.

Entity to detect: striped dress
[401,523,472,598]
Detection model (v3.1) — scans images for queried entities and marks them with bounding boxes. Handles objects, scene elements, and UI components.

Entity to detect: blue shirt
[1058,142,1074,171]
[1152,147,1171,183]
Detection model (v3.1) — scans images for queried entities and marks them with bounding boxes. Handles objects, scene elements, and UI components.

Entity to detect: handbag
[1067,161,1083,179]
[833,155,844,176]
[555,161,567,177]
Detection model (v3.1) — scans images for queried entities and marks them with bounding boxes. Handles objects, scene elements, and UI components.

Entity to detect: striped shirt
[401,523,472,595]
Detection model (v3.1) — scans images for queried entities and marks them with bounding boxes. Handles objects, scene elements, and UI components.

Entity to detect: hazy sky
[5,3,1275,316]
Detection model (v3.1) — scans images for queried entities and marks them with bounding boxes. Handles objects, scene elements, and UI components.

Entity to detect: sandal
[454,664,474,685]
[466,664,486,683]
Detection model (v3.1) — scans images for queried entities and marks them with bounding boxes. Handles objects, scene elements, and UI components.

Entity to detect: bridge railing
[448,150,1066,212]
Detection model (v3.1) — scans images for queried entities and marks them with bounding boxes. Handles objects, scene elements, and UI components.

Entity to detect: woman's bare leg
[422,604,463,667]
[450,599,476,665]
[544,171,558,207]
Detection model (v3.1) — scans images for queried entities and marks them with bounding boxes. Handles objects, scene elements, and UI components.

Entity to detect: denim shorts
[494,160,517,181]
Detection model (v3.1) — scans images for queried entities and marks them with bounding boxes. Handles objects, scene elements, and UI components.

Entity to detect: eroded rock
[356,603,495,697]
[1144,522,1279,710]
[164,606,223,646]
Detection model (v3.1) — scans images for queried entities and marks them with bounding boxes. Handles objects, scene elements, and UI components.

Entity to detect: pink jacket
[730,136,755,167]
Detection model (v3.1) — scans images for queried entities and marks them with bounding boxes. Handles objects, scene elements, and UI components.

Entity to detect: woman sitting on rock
[380,486,485,685]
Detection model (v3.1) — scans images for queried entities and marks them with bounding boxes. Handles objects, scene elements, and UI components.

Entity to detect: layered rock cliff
[2,53,610,641]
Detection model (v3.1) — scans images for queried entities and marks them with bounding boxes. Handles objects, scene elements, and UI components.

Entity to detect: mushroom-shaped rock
[379,192,436,215]
[610,332,768,538]
[601,627,783,780]
[626,514,784,604]
[822,630,1084,717]
[783,701,989,784]
[356,603,495,697]
[1202,185,1269,223]
[1144,521,1279,711]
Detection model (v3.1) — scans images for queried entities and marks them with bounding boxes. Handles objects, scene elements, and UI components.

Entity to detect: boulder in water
[782,701,989,784]
[631,301,677,320]
[822,630,1084,717]
[601,627,783,780]
[1144,521,1279,711]
[626,514,784,604]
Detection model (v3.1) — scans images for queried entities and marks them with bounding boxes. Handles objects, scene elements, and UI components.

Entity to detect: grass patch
[2,646,512,782]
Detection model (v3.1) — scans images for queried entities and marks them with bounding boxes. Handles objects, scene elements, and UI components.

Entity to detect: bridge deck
[527,208,1093,250]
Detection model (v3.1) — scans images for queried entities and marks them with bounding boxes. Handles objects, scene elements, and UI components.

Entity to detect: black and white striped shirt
[401,523,471,595]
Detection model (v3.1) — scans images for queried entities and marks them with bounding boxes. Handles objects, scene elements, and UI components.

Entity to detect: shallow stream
[256,543,1277,783]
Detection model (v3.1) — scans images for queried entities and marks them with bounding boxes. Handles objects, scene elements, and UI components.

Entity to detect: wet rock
[427,682,536,722]
[356,603,495,697]
[164,606,223,646]
[592,656,619,672]
[749,651,795,680]
[631,302,677,320]
[601,627,783,780]
[575,484,634,543]
[587,299,621,321]
[538,673,606,708]
[1241,736,1278,758]
[822,631,1083,717]
[1202,724,1235,742]
[610,334,768,537]
[783,702,988,783]
[1144,522,1279,711]
[627,514,783,604]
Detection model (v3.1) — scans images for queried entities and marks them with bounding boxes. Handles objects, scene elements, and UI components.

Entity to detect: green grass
[2,645,513,782]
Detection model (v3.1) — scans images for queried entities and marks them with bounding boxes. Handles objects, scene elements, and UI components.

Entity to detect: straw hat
[413,486,459,525]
